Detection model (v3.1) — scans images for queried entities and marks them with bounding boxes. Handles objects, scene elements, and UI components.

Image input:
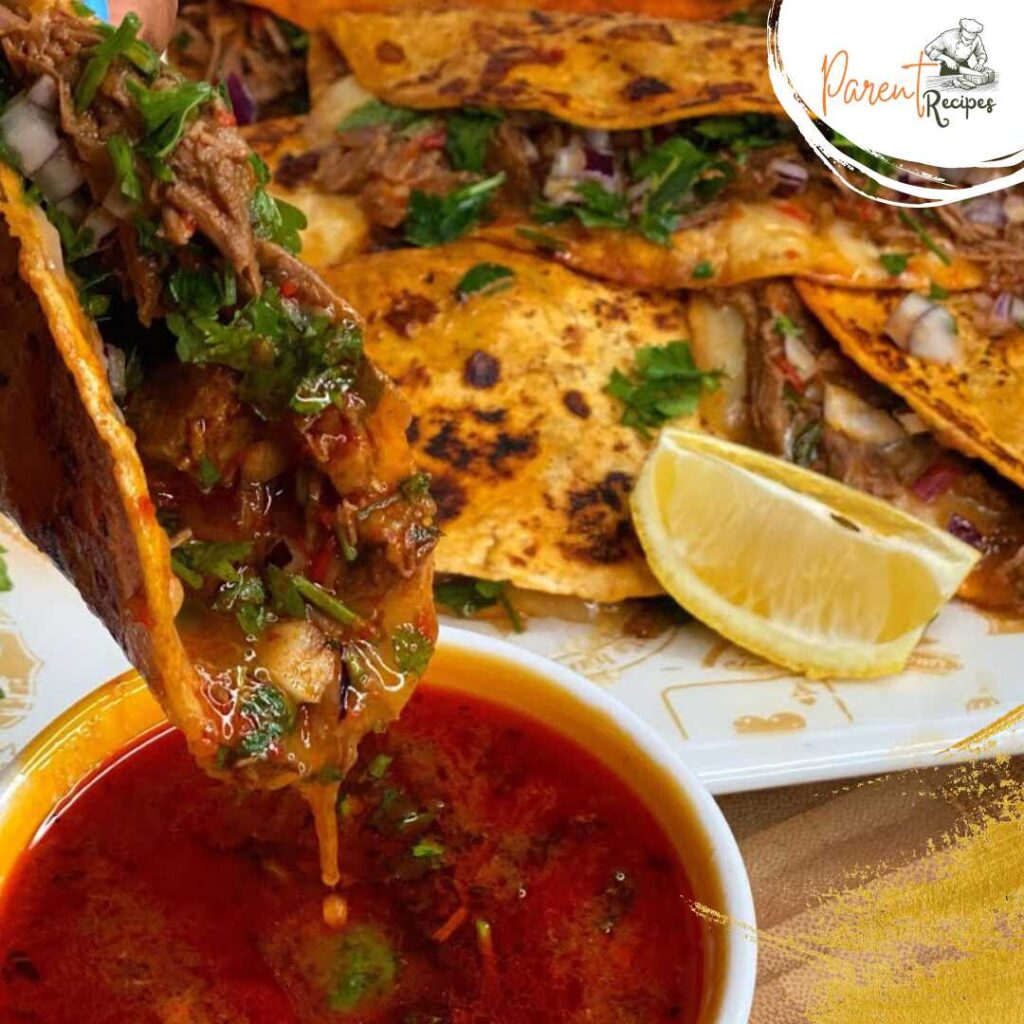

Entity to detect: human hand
[941,55,959,70]
[98,0,177,50]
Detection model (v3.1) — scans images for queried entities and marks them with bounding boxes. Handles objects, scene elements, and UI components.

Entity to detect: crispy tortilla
[0,166,208,748]
[317,9,779,128]
[320,241,701,602]
[796,282,1024,490]
[478,205,983,293]
[253,0,755,33]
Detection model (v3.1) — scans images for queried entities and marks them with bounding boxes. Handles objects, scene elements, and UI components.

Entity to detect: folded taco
[0,4,436,879]
[244,7,979,294]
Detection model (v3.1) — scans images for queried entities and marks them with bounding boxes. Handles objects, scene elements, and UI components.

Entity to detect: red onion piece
[769,158,809,198]
[963,194,1006,227]
[947,513,984,550]
[583,147,615,177]
[885,293,935,349]
[226,73,257,127]
[911,462,961,503]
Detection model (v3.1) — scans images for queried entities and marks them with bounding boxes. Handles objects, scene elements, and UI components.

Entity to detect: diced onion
[824,384,905,445]
[103,343,127,399]
[0,95,60,174]
[226,72,256,127]
[895,410,928,435]
[884,293,936,349]
[1004,192,1024,225]
[768,158,809,198]
[988,291,1024,333]
[82,206,118,247]
[783,332,817,381]
[908,306,962,365]
[543,137,586,203]
[55,193,87,222]
[34,145,84,202]
[102,183,135,220]
[963,194,1006,227]
[26,75,58,111]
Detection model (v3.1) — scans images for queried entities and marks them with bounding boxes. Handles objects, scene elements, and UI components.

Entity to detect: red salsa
[0,688,704,1023]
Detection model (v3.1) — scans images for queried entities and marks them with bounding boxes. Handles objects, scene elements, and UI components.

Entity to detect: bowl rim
[0,624,756,1022]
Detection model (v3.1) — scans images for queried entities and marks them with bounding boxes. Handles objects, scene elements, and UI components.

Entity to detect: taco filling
[0,7,437,822]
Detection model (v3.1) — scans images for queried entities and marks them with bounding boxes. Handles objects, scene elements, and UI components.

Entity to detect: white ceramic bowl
[0,625,756,1022]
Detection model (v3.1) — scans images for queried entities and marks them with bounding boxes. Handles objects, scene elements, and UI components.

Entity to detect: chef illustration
[925,18,988,76]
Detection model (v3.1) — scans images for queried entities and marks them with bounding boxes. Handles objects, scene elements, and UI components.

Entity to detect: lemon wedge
[631,427,980,679]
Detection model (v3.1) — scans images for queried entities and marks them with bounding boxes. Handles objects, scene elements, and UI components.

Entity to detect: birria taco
[0,4,436,880]
[242,7,980,293]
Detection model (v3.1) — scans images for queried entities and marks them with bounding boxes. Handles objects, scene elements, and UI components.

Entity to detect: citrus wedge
[631,428,980,679]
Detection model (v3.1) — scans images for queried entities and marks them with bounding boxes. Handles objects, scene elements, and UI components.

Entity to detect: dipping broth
[0,687,704,1023]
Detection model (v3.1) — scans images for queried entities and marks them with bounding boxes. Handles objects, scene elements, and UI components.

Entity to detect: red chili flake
[419,130,447,151]
[309,540,337,585]
[776,201,813,224]
[772,354,805,391]
[215,108,237,127]
[911,462,962,504]
[136,495,156,518]
[279,279,299,298]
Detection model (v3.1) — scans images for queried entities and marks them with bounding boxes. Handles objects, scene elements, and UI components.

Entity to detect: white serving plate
[2,513,1022,792]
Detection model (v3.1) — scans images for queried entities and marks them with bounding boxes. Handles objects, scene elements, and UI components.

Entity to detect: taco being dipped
[0,4,436,879]
[246,7,979,293]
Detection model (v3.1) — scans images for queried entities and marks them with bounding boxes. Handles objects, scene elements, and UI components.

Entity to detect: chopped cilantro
[266,564,307,619]
[692,114,786,155]
[106,134,143,204]
[572,180,630,230]
[392,624,433,676]
[238,682,294,760]
[721,9,760,24]
[879,252,909,276]
[128,79,216,158]
[444,108,502,173]
[434,576,523,632]
[168,265,236,317]
[929,282,950,300]
[338,98,424,132]
[168,287,363,417]
[367,753,392,779]
[455,262,515,299]
[632,136,731,245]
[45,203,94,262]
[213,568,268,635]
[606,340,722,437]
[0,544,11,592]
[400,472,432,499]
[170,29,192,51]
[898,210,952,266]
[250,187,307,255]
[411,839,445,860]
[514,226,566,251]
[404,172,505,247]
[170,539,253,590]
[791,420,822,468]
[774,313,803,339]
[530,199,574,225]
[290,573,360,626]
[75,13,146,113]
[327,926,397,1012]
[691,260,714,279]
[197,454,221,489]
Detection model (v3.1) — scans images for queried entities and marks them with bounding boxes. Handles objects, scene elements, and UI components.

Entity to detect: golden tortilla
[797,281,1024,490]
[479,203,983,293]
[319,9,779,128]
[319,241,703,602]
[0,165,210,754]
[253,0,755,33]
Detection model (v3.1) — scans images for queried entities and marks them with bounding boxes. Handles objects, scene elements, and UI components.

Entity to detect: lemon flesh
[631,428,980,679]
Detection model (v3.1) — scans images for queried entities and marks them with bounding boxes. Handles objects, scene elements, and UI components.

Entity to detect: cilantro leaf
[128,79,216,158]
[250,187,307,254]
[0,544,11,592]
[791,420,822,468]
[75,13,146,112]
[338,99,424,132]
[692,114,787,155]
[171,540,253,590]
[879,252,909,276]
[691,260,714,279]
[929,282,950,300]
[898,210,952,266]
[411,838,445,860]
[367,753,392,779]
[454,262,514,300]
[290,573,360,626]
[197,453,221,489]
[392,624,434,676]
[213,568,268,635]
[606,340,722,437]
[266,564,307,619]
[327,926,397,1012]
[404,173,505,247]
[238,683,295,759]
[434,575,523,632]
[168,265,236,317]
[444,108,502,173]
[106,134,143,204]
[515,226,566,251]
[572,180,630,230]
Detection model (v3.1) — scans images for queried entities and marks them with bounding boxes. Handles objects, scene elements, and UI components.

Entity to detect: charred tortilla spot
[375,40,406,64]
[406,416,420,444]
[562,390,591,419]
[428,474,467,523]
[592,299,628,323]
[606,22,674,44]
[488,432,535,473]
[624,76,673,102]
[463,350,501,389]
[274,151,321,191]
[384,291,439,338]
[562,472,641,566]
[425,422,474,470]
[529,10,554,27]
[439,77,469,96]
[480,46,565,89]
[473,408,506,424]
